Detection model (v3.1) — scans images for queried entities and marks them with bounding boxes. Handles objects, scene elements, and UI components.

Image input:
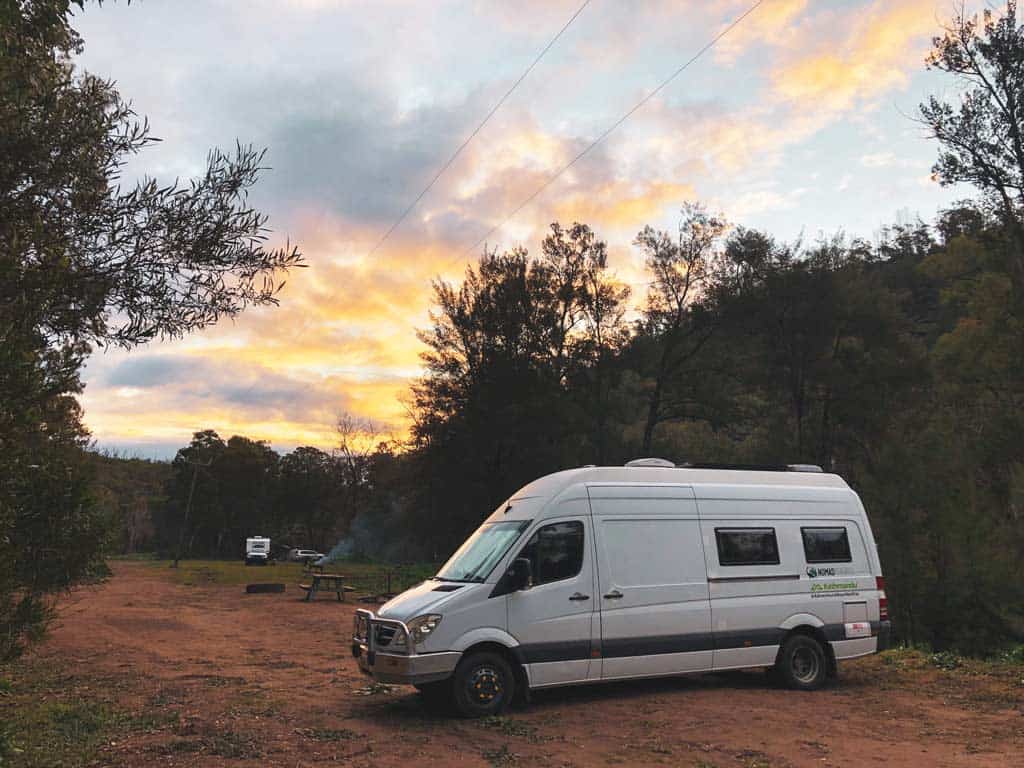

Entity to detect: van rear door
[589,484,713,679]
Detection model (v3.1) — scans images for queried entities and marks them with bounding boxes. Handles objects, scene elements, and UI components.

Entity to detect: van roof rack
[622,459,825,473]
[624,458,675,468]
[676,462,824,473]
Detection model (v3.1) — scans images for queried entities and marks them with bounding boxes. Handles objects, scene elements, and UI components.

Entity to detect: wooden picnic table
[298,572,354,602]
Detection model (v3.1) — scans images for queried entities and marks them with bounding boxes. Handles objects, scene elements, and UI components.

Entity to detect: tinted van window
[802,527,852,563]
[715,528,780,566]
[518,521,584,585]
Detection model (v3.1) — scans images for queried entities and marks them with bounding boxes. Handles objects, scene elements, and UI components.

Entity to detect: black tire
[244,582,285,594]
[451,652,515,718]
[776,634,829,690]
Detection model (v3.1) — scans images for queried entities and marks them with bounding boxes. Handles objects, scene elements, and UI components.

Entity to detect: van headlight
[406,614,443,646]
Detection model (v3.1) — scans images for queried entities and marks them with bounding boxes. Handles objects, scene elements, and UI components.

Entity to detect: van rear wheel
[451,652,515,718]
[777,635,828,690]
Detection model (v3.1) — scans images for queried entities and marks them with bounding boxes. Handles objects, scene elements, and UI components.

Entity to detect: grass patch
[995,645,1024,665]
[1,698,171,767]
[147,557,437,594]
[0,662,174,768]
[478,716,537,739]
[879,646,1024,677]
[154,732,262,759]
[482,744,519,767]
[303,727,362,741]
[929,650,963,671]
[354,681,393,696]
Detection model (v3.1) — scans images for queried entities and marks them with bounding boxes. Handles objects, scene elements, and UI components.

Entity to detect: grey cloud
[104,354,355,422]
[262,83,487,223]
[105,355,193,388]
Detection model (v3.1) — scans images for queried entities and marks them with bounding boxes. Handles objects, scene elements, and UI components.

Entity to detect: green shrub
[929,650,963,671]
[996,645,1024,665]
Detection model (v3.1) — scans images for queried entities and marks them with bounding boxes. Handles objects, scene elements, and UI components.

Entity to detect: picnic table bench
[298,572,355,602]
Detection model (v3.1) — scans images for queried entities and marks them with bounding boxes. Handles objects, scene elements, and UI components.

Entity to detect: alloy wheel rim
[469,665,502,704]
[791,646,820,683]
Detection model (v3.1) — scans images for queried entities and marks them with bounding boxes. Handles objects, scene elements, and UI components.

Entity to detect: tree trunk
[172,462,200,569]
[642,360,667,455]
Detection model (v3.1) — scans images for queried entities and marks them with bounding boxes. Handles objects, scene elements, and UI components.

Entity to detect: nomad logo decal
[806,565,854,578]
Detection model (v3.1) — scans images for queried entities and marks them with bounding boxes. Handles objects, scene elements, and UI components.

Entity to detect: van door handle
[568,592,590,601]
[603,589,623,600]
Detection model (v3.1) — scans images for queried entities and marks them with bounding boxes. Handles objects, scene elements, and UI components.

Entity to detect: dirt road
[5,562,1022,767]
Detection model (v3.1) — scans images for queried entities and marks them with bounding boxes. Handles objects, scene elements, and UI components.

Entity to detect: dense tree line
[146,419,392,559]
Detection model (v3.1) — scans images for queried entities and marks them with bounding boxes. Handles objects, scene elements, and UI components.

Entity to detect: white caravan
[245,536,271,565]
[352,461,891,717]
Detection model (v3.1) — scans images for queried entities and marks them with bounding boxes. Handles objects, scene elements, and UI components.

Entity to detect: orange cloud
[770,0,941,113]
[553,180,696,230]
[714,0,810,62]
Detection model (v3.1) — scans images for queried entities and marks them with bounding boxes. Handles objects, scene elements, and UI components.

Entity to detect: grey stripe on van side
[518,640,592,664]
[602,633,713,657]
[518,622,876,664]
[713,628,786,649]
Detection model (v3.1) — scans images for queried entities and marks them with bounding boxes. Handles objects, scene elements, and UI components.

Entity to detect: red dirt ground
[14,562,1024,766]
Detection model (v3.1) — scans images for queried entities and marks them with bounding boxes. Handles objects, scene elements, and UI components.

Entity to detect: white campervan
[352,460,891,717]
[245,536,271,566]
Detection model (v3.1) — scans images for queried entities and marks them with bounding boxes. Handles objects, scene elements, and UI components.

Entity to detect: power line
[250,2,593,355]
[458,0,766,262]
[365,0,594,260]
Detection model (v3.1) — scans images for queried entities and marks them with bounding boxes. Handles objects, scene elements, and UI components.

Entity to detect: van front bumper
[351,609,460,685]
[352,643,460,685]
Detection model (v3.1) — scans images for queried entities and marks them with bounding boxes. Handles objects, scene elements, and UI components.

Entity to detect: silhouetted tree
[920,0,1024,291]
[0,1,301,658]
[634,203,728,452]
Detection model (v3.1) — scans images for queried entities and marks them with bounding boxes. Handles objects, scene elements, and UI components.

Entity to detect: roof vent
[625,458,675,468]
[786,464,824,473]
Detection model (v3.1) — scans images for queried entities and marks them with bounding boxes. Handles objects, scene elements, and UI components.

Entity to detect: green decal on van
[810,581,858,593]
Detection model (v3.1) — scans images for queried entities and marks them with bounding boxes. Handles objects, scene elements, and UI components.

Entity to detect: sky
[73,0,981,459]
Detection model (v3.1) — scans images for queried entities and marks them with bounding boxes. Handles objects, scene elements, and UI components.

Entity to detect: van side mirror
[508,557,532,591]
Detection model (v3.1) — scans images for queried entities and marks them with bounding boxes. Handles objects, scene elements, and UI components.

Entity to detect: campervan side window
[518,521,584,585]
[714,528,780,566]
[801,527,852,563]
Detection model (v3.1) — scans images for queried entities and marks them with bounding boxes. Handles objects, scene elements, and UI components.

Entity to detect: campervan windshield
[435,520,529,583]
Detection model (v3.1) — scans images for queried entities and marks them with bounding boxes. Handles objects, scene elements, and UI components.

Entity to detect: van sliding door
[588,484,713,679]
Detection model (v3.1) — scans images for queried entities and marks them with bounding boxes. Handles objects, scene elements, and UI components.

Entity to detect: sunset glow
[73,0,977,457]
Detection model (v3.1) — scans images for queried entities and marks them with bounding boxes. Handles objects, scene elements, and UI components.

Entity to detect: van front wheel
[451,652,515,718]
[777,635,828,690]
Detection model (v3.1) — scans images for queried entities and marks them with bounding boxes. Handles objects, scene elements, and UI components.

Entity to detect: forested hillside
[105,4,1024,655]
